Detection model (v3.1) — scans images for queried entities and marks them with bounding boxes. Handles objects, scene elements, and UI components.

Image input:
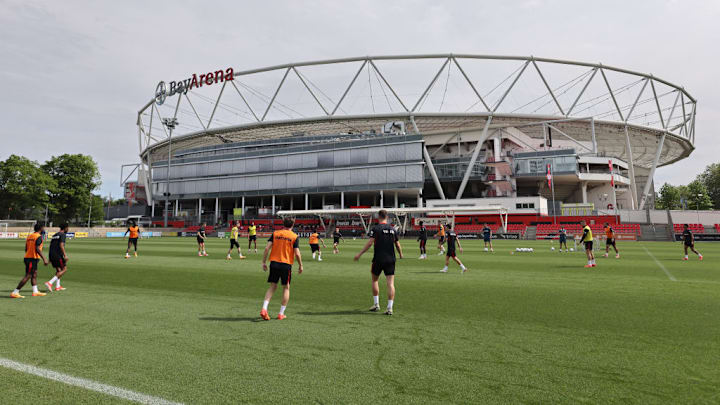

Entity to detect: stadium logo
[155,67,235,106]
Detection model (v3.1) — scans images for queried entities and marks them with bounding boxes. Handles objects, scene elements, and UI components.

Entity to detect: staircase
[525,226,537,240]
[639,224,672,241]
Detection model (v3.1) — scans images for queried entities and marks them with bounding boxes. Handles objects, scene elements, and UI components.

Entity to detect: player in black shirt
[354,209,403,315]
[681,224,703,261]
[482,223,493,252]
[197,223,208,256]
[45,223,69,292]
[417,220,428,259]
[440,224,467,273]
[332,227,344,254]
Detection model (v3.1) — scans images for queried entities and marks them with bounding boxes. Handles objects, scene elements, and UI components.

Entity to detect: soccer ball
[484,248,488,252]
[570,248,575,252]
[551,247,555,251]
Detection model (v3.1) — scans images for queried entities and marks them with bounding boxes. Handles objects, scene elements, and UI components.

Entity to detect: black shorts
[606,238,616,246]
[23,258,39,273]
[50,256,66,269]
[684,241,694,247]
[446,249,457,258]
[439,236,445,243]
[268,261,292,285]
[419,239,427,247]
[310,243,320,252]
[559,236,566,243]
[128,238,138,248]
[249,235,257,241]
[333,238,340,244]
[230,239,240,249]
[483,237,491,243]
[584,241,593,250]
[371,261,395,276]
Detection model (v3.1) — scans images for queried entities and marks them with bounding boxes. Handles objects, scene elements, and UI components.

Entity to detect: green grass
[1,236,719,404]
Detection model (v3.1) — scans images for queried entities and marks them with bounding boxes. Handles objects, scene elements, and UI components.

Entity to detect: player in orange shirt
[11,223,49,298]
[308,228,326,261]
[435,223,446,255]
[603,223,620,259]
[124,220,141,258]
[260,217,304,320]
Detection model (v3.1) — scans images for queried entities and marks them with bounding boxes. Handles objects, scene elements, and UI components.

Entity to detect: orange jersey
[604,226,614,239]
[309,233,320,244]
[128,226,139,238]
[438,225,446,237]
[24,232,43,259]
[269,229,299,265]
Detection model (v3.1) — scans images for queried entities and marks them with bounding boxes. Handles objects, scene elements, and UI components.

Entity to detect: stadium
[134,54,696,236]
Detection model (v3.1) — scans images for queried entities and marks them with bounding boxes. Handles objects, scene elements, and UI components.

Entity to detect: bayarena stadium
[131,54,696,238]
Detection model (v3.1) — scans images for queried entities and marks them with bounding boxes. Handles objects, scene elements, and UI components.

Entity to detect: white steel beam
[493,61,529,112]
[456,117,493,199]
[230,81,260,122]
[423,145,446,200]
[623,125,639,209]
[566,68,598,116]
[331,60,367,115]
[600,68,624,121]
[262,67,291,121]
[206,80,227,128]
[452,57,490,111]
[292,66,329,116]
[625,78,649,122]
[532,60,565,115]
[638,132,666,210]
[412,57,450,112]
[649,79,665,128]
[184,94,207,130]
[369,59,410,112]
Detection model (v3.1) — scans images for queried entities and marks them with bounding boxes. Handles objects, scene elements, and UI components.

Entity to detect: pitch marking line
[0,357,183,405]
[642,247,677,282]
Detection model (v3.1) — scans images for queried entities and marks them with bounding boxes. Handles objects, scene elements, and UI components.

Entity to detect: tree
[686,180,713,210]
[656,183,681,209]
[0,155,56,220]
[42,154,101,224]
[697,163,720,209]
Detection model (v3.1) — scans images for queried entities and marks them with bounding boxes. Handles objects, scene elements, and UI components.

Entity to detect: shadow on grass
[297,310,371,316]
[409,271,444,274]
[198,316,262,322]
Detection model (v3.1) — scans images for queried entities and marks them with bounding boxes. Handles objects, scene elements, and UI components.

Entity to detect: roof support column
[456,116,493,199]
[623,125,639,209]
[639,133,666,210]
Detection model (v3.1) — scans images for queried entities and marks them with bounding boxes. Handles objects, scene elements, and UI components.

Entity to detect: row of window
[153,143,422,181]
[154,165,424,196]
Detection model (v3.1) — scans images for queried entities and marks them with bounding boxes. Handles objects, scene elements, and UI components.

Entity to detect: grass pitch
[1,236,719,404]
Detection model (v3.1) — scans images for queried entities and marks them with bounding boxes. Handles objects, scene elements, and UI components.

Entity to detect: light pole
[696,193,702,224]
[162,117,178,228]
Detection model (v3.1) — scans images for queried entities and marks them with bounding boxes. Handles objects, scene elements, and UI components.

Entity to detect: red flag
[608,160,614,187]
[546,164,552,188]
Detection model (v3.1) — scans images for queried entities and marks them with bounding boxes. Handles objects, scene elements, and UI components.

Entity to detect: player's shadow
[297,310,371,316]
[198,316,262,323]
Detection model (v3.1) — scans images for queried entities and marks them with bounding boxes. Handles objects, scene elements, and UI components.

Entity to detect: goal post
[276,206,509,235]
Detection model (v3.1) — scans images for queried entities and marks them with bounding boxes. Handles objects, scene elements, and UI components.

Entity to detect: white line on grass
[0,357,182,405]
[642,246,677,281]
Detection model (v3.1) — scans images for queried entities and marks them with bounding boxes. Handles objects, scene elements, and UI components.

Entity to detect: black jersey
[333,231,342,242]
[683,229,693,244]
[368,223,398,263]
[49,231,66,258]
[482,227,491,239]
[418,226,427,240]
[447,231,458,251]
[198,227,206,238]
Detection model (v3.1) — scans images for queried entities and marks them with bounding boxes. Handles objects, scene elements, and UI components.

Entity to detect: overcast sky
[1,0,718,198]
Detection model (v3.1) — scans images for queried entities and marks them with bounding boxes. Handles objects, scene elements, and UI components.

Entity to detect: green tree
[656,183,681,209]
[686,180,713,210]
[42,154,101,224]
[0,155,56,220]
[697,163,720,209]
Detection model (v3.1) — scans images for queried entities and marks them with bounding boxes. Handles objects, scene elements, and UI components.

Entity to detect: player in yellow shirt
[248,222,258,253]
[581,220,596,268]
[308,229,326,261]
[226,221,246,260]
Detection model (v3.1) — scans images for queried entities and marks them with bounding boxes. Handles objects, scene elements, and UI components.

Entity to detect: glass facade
[151,136,424,198]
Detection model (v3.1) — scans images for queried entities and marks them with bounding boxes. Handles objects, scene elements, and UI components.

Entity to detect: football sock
[32,285,38,293]
[56,280,61,287]
[262,300,269,310]
[387,300,394,310]
[279,305,286,315]
[49,276,58,284]
[442,266,448,271]
[460,264,466,270]
[373,295,379,305]
[12,289,20,295]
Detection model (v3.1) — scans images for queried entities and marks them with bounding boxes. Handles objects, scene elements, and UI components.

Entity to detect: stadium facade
[134,54,696,224]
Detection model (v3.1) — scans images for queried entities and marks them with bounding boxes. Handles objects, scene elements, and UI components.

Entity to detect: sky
[1,0,718,198]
